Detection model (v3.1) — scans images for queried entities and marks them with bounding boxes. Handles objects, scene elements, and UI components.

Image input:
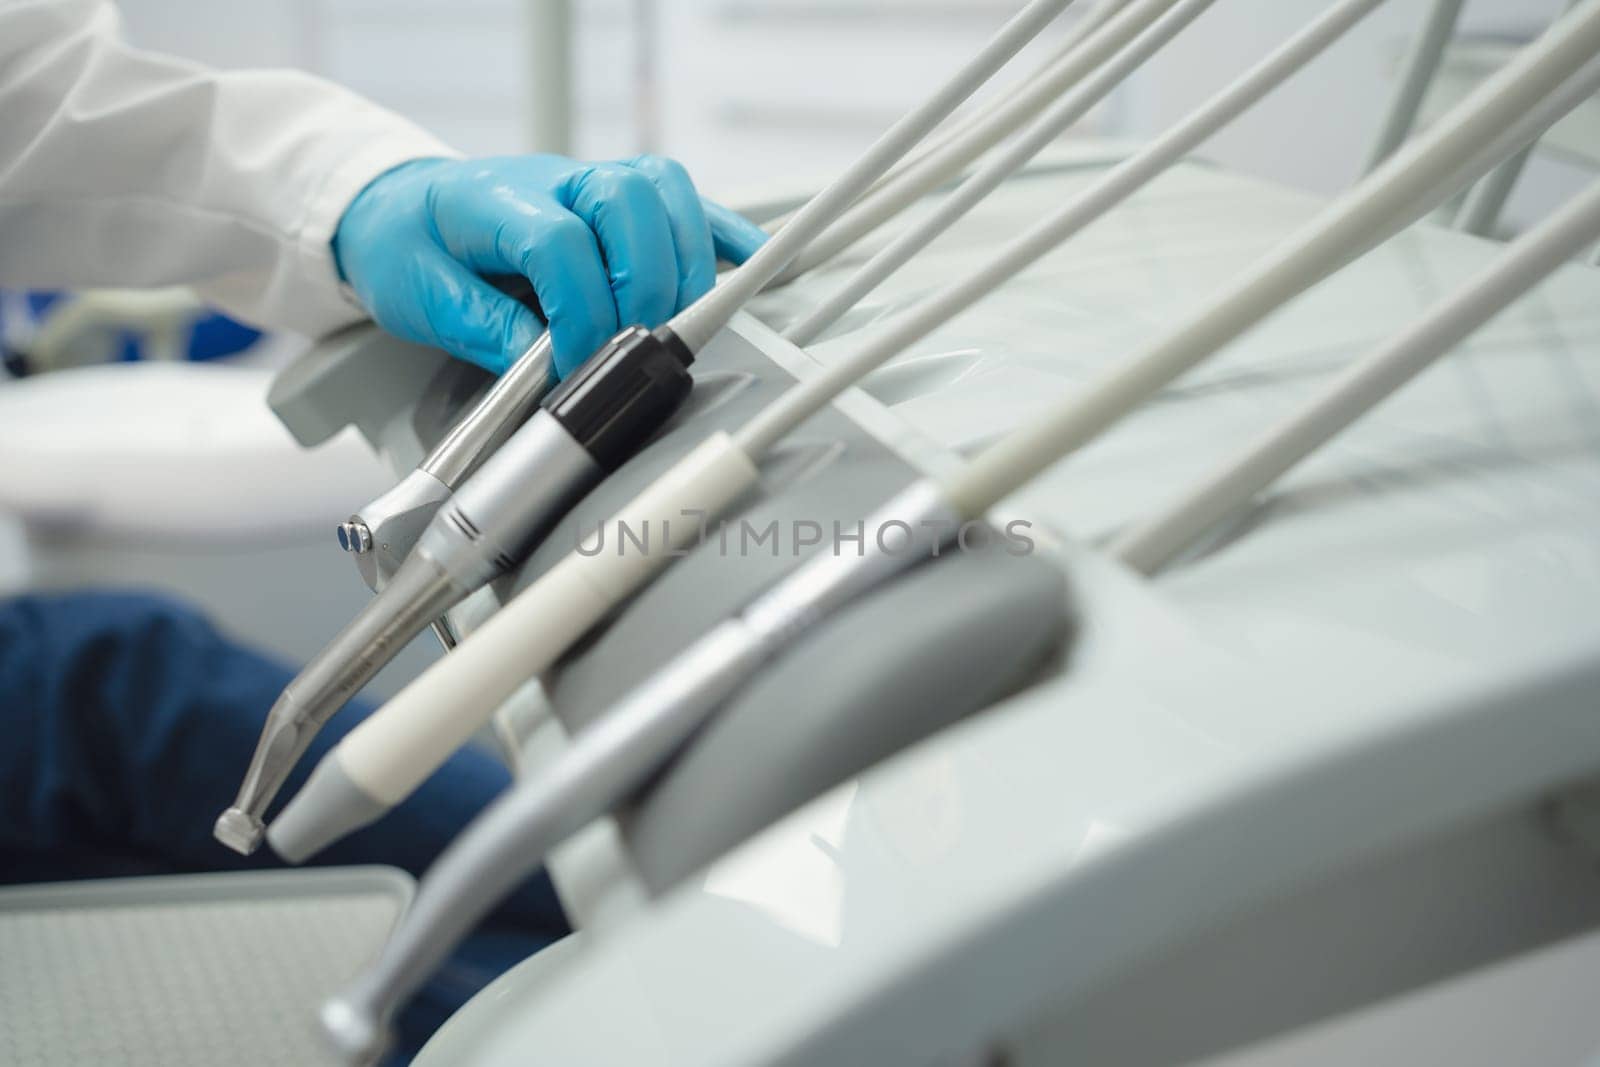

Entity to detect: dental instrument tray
[271,295,1076,912]
[0,867,412,1067]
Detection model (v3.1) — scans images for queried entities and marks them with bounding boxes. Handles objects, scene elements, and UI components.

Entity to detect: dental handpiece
[227,0,1081,856]
[338,333,558,596]
[317,6,1600,1042]
[214,325,694,855]
[269,0,1401,864]
[317,482,961,1064]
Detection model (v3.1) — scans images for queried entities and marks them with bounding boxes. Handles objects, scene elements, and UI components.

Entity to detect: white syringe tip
[212,807,264,855]
[320,995,386,1064]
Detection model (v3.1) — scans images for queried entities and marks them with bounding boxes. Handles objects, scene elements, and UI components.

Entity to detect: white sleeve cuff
[288,130,465,336]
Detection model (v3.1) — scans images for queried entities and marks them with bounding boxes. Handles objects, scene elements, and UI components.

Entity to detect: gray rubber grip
[513,325,1074,893]
[623,545,1073,894]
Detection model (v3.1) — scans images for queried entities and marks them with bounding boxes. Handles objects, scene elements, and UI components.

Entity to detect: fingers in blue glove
[335,155,771,379]
[623,155,718,311]
[703,198,771,266]
[395,246,551,376]
[334,160,552,376]
[427,165,622,377]
[559,161,679,357]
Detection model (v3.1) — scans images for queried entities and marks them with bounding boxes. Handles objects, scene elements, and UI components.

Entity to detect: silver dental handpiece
[214,327,693,855]
[337,332,558,595]
[224,0,1079,857]
[266,0,1395,867]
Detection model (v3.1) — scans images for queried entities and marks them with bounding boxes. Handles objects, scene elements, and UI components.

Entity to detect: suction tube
[1112,174,1600,574]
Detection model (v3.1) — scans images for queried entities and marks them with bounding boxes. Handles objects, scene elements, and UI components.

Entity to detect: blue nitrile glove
[332,154,769,378]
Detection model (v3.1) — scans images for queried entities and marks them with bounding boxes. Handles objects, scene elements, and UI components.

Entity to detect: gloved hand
[332,154,769,378]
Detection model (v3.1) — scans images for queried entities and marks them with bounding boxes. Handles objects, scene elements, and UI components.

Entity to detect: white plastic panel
[1195,923,1600,1067]
[421,158,1600,1066]
[0,869,410,1067]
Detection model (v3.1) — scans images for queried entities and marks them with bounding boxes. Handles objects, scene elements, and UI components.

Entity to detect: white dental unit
[6,0,1600,1063]
[261,127,1600,1062]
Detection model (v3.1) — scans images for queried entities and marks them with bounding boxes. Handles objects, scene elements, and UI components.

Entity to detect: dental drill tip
[266,755,391,865]
[215,690,308,855]
[213,807,264,855]
[321,994,385,1064]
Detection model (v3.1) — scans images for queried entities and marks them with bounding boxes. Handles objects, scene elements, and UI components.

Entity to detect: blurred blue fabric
[0,590,569,1061]
[0,290,262,368]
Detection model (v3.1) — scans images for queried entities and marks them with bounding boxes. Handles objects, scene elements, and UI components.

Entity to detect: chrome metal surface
[214,555,463,854]
[223,409,603,856]
[421,410,603,588]
[344,467,452,592]
[420,334,558,489]
[345,337,556,591]
[428,619,457,651]
[336,521,373,555]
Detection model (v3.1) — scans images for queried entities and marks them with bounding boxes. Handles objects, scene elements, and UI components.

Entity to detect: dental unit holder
[276,316,1074,1061]
[276,0,1238,850]
[312,0,1600,1045]
[269,0,1591,866]
[217,0,1080,853]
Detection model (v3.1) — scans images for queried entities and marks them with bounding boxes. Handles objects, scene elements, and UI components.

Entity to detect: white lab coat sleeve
[0,0,461,338]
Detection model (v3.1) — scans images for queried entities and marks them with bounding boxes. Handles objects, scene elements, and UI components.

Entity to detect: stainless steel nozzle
[214,556,461,854]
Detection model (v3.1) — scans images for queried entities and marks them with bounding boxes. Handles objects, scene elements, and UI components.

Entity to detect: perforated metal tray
[0,867,412,1067]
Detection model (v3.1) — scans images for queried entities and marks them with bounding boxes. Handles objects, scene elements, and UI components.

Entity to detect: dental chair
[0,342,437,694]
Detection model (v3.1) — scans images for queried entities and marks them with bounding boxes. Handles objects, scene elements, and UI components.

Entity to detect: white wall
[1114,0,1564,190]
[1113,0,1583,227]
[112,0,1588,217]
